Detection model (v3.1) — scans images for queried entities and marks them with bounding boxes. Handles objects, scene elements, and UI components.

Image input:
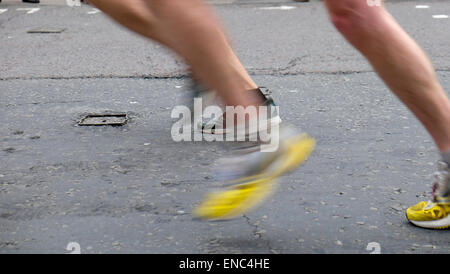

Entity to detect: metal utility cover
[78,113,128,126]
[27,28,66,34]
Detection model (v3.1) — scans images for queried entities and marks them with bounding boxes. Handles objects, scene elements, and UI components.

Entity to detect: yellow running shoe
[406,200,450,229]
[193,174,276,220]
[406,161,450,229]
[193,128,316,221]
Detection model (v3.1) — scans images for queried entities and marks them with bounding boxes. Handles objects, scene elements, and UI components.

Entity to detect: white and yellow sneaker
[406,161,450,229]
[193,127,316,221]
[193,174,277,221]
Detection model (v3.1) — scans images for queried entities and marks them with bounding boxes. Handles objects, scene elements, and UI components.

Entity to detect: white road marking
[66,0,81,7]
[415,5,430,9]
[0,9,8,14]
[87,8,100,14]
[16,8,40,14]
[259,6,296,10]
[433,15,449,19]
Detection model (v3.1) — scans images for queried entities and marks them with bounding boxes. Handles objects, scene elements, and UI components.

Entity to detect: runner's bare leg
[88,0,261,108]
[324,0,450,152]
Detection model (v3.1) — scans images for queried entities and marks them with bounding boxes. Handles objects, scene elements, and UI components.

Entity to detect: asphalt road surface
[1,0,449,254]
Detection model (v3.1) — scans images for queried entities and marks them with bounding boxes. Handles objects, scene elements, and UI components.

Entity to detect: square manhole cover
[78,113,128,126]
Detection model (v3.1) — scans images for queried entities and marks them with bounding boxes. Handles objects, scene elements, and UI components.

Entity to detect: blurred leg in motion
[88,0,259,107]
[324,0,450,229]
[86,0,315,220]
[89,0,284,133]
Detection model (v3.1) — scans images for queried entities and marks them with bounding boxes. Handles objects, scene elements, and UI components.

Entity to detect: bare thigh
[87,0,156,37]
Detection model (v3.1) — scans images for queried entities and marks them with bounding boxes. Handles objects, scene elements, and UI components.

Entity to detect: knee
[325,0,382,35]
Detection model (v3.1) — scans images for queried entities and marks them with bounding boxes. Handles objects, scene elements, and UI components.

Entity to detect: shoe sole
[407,214,450,229]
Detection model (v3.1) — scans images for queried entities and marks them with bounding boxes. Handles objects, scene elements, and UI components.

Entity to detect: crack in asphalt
[0,74,188,81]
[1,68,449,82]
[243,214,262,239]
[243,214,276,253]
[0,70,385,82]
[2,100,86,107]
